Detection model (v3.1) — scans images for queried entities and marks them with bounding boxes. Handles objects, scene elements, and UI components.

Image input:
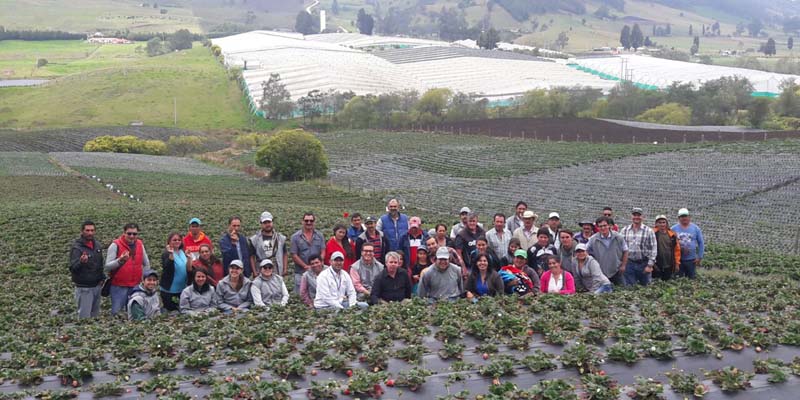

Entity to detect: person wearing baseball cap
[314,251,362,311]
[652,215,681,281]
[251,259,289,307]
[215,259,252,313]
[498,249,539,295]
[574,243,613,294]
[671,208,704,279]
[418,247,463,303]
[183,217,212,261]
[586,216,628,286]
[404,216,428,267]
[355,216,389,265]
[620,207,657,286]
[450,206,484,240]
[574,220,595,244]
[127,269,161,321]
[249,211,288,278]
[544,212,562,248]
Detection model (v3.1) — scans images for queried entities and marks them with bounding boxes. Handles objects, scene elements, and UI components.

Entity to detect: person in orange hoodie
[653,215,681,281]
[183,217,212,261]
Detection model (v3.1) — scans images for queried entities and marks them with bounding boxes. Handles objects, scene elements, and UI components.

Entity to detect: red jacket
[540,270,576,295]
[324,237,356,272]
[183,232,212,256]
[111,236,144,287]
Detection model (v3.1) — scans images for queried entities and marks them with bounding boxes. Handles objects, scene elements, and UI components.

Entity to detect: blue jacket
[379,214,410,262]
[347,225,364,241]
[220,233,253,278]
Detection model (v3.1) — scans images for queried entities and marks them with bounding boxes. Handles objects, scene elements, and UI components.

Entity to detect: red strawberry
[482,353,490,360]
[346,369,353,377]
[385,379,395,387]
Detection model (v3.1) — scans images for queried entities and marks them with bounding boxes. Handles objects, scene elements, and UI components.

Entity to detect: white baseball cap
[331,251,344,260]
[678,208,690,217]
[548,212,560,220]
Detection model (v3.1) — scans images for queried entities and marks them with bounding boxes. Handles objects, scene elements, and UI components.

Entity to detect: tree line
[256,73,800,130]
[0,27,84,41]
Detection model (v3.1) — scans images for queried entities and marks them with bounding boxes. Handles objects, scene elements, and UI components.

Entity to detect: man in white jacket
[314,251,365,311]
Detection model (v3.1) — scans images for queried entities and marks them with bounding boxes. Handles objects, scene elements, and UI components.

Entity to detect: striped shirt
[620,224,657,266]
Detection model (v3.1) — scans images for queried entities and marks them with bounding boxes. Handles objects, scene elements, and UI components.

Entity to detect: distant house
[87,37,133,44]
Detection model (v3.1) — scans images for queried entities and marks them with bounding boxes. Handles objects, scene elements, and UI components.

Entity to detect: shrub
[636,102,692,125]
[167,135,206,155]
[255,129,328,181]
[83,135,166,155]
[36,58,48,67]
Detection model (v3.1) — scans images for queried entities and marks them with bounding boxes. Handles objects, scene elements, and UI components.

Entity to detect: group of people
[68,200,704,320]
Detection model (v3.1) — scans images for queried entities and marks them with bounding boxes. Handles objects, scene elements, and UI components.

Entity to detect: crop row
[50,152,242,176]
[0,152,67,177]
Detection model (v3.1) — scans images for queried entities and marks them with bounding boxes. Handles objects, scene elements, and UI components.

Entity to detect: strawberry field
[0,131,800,399]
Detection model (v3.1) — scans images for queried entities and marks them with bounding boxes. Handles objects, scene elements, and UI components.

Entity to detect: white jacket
[314,267,357,309]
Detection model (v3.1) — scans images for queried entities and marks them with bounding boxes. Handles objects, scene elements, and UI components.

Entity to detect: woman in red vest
[104,223,151,316]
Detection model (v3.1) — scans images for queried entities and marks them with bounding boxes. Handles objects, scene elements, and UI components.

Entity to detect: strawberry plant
[90,381,126,397]
[560,343,603,374]
[521,351,557,373]
[56,361,93,387]
[664,368,708,398]
[684,334,713,355]
[361,347,390,371]
[703,366,754,392]
[394,344,425,363]
[269,356,308,379]
[628,376,665,400]
[300,340,330,360]
[137,374,182,395]
[394,367,432,391]
[17,369,45,386]
[581,373,620,400]
[479,355,517,378]
[524,378,578,400]
[345,369,387,397]
[752,358,791,383]
[225,348,254,364]
[475,343,498,354]
[607,342,640,364]
[319,353,350,373]
[306,379,339,400]
[640,339,674,360]
[435,324,463,342]
[183,351,212,369]
[438,342,465,360]
[249,380,293,400]
[140,357,177,373]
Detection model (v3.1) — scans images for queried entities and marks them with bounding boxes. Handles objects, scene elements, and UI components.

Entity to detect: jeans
[294,272,303,294]
[679,259,697,279]
[75,285,102,318]
[624,260,651,286]
[652,266,673,281]
[593,284,614,294]
[110,285,133,315]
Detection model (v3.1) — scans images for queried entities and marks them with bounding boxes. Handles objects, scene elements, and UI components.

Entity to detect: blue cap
[189,217,202,225]
[142,269,159,279]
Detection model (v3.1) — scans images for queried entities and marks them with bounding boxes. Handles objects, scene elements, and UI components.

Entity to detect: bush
[167,135,206,155]
[83,135,167,155]
[234,132,272,149]
[635,102,692,125]
[255,129,328,181]
[36,58,48,68]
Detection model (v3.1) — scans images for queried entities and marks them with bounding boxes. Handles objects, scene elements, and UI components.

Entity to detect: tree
[620,25,631,49]
[295,11,317,35]
[146,37,164,57]
[168,29,193,51]
[594,5,611,19]
[644,36,652,47]
[635,103,691,125]
[260,73,294,120]
[332,0,339,15]
[748,98,772,127]
[630,24,643,50]
[690,36,699,55]
[167,135,206,156]
[298,89,323,123]
[777,79,800,117]
[763,37,777,56]
[789,36,794,51]
[416,88,452,124]
[438,7,471,41]
[748,19,763,37]
[357,9,375,35]
[255,129,328,181]
[555,31,569,49]
[477,28,500,49]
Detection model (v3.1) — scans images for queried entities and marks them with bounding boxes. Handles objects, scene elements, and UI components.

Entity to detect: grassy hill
[0,42,264,131]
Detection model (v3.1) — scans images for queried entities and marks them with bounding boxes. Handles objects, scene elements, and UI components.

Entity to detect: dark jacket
[465,270,505,297]
[159,250,188,293]
[455,226,486,263]
[69,237,105,287]
[220,233,253,277]
[370,268,413,304]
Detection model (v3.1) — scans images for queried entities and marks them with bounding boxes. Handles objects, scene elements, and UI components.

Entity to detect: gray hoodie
[215,275,252,311]
[127,285,160,320]
[179,284,217,315]
[418,263,463,300]
[573,255,611,292]
[251,274,289,307]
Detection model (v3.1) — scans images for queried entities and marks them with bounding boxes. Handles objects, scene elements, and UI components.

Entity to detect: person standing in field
[324,224,356,271]
[347,213,365,241]
[105,223,151,316]
[586,216,628,286]
[418,247,464,303]
[506,201,528,233]
[69,220,105,319]
[290,212,326,293]
[455,212,487,271]
[349,243,384,301]
[159,232,190,312]
[653,214,681,281]
[376,198,410,256]
[672,208,704,279]
[249,211,287,277]
[512,210,539,252]
[486,213,512,263]
[183,217,212,261]
[620,208,657,286]
[355,216,388,264]
[299,255,325,307]
[220,216,253,278]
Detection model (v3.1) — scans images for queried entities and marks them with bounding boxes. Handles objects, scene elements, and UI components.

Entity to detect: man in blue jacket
[376,198,410,260]
[671,208,704,279]
[220,216,253,278]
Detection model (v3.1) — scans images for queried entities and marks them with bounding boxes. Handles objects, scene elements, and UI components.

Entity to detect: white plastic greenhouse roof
[212,31,620,105]
[574,54,798,93]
